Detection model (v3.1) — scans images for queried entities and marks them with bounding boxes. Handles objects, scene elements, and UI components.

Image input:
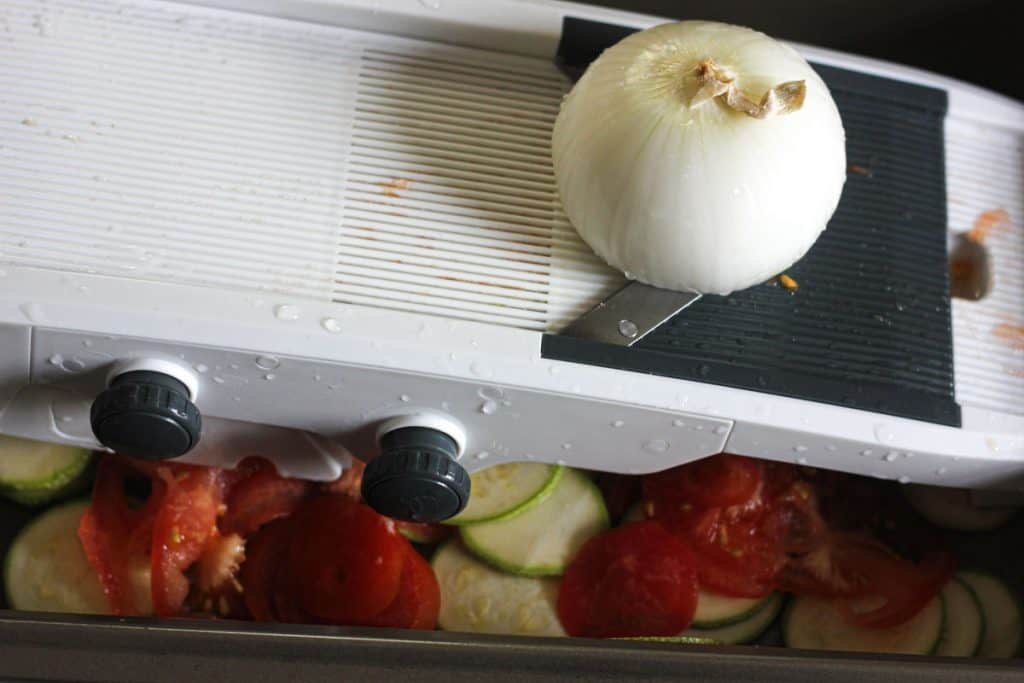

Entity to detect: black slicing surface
[544,17,959,427]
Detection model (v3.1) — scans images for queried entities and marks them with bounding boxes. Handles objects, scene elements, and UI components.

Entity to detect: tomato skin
[284,495,406,623]
[557,520,699,638]
[150,465,227,617]
[220,462,312,537]
[365,546,441,630]
[240,519,292,622]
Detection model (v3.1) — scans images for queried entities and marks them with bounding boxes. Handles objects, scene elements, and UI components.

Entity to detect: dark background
[591,1,1019,101]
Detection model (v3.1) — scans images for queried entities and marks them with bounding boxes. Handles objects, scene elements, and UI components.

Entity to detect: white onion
[552,21,846,295]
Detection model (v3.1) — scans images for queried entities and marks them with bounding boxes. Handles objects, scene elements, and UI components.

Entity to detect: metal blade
[560,282,702,347]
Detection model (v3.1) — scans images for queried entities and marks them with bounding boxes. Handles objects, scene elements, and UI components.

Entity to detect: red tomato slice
[643,455,762,515]
[284,495,406,623]
[557,520,699,638]
[240,518,292,622]
[150,465,226,616]
[78,455,166,615]
[364,546,441,630]
[220,462,312,537]
[691,515,782,598]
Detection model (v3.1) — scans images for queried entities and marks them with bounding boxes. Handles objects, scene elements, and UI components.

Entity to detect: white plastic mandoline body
[0,0,1022,490]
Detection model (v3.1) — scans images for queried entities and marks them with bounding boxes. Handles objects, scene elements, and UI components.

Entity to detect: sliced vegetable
[4,500,109,614]
[957,571,1023,658]
[78,455,165,616]
[364,545,440,630]
[557,520,699,638]
[934,577,985,657]
[0,435,92,506]
[643,454,762,512]
[448,463,563,525]
[686,592,784,644]
[783,594,944,655]
[150,465,226,616]
[283,495,408,623]
[904,485,1018,532]
[460,468,608,575]
[239,518,293,623]
[432,540,565,637]
[220,460,312,537]
[692,588,774,629]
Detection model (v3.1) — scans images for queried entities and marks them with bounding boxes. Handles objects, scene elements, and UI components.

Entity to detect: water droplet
[255,355,280,370]
[60,415,74,423]
[48,354,64,366]
[697,363,712,378]
[797,457,808,465]
[21,118,37,126]
[263,373,276,381]
[623,270,636,281]
[611,420,625,428]
[617,319,639,339]
[479,400,498,415]
[985,437,1000,453]
[19,303,47,323]
[321,317,342,333]
[556,459,567,466]
[693,425,704,431]
[233,396,241,402]
[935,467,947,476]
[477,387,505,402]
[328,383,344,392]
[313,374,322,382]
[548,365,560,375]
[441,401,451,411]
[470,361,492,378]
[561,443,572,450]
[883,452,898,462]
[898,476,911,484]
[448,352,457,361]
[525,454,535,460]
[825,444,838,452]
[643,439,669,454]
[274,304,301,321]
[194,363,209,374]
[419,0,442,7]
[860,449,873,456]
[82,339,94,348]
[212,376,225,384]
[756,375,769,387]
[400,394,410,402]
[475,451,490,460]
[794,445,808,453]
[63,133,79,142]
[873,424,895,443]
[230,363,240,370]
[713,425,729,435]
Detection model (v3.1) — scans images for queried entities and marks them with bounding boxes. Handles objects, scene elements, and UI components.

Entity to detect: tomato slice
[150,465,226,616]
[364,546,441,630]
[220,462,312,537]
[691,513,782,598]
[557,520,699,638]
[240,518,291,622]
[78,455,166,615]
[284,495,406,623]
[643,455,762,515]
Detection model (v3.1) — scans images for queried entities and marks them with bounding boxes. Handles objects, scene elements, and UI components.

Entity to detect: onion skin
[552,21,846,295]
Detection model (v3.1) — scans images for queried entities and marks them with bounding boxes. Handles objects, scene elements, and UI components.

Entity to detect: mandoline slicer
[1,0,1021,521]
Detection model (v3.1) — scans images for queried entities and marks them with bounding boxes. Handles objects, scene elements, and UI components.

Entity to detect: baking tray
[2,489,1022,682]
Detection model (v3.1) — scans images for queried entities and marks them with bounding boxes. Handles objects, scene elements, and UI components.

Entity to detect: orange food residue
[379,177,411,198]
[778,274,799,291]
[993,323,1024,351]
[967,208,1010,243]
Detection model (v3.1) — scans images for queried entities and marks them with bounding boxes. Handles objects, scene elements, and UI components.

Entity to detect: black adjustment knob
[361,427,470,523]
[90,370,201,460]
